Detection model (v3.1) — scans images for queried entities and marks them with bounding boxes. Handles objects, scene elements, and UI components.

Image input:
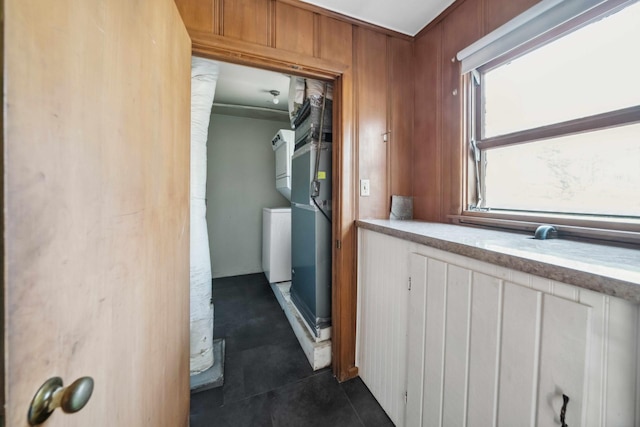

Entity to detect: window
[458,0,640,239]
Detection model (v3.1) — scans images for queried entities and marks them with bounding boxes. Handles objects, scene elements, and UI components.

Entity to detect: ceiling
[213,61,290,118]
[300,0,455,36]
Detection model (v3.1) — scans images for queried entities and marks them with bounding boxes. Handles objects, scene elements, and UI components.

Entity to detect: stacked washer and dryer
[262,129,294,284]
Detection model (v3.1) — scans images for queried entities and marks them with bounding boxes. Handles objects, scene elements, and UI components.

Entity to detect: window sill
[355,219,640,304]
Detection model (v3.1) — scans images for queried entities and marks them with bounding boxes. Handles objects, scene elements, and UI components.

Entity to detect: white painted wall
[206,113,290,278]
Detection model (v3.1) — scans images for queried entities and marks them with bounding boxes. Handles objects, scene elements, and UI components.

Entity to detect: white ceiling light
[269,90,280,105]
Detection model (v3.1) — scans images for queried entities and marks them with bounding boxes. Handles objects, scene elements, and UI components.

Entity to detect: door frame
[188,30,358,381]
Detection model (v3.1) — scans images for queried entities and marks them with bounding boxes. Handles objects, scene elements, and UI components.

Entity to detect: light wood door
[3,0,191,426]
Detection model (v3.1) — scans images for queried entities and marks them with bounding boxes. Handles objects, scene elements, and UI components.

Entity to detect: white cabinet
[357,229,639,427]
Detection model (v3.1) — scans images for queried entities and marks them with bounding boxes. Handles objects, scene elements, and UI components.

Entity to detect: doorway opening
[197,58,337,380]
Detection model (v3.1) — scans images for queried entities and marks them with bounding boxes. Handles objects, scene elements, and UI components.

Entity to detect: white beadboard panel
[529,275,553,294]
[467,273,503,427]
[579,289,607,426]
[498,282,542,427]
[406,253,428,427]
[605,296,638,426]
[358,229,639,427]
[356,230,410,426]
[537,294,591,427]
[406,254,449,427]
[550,280,579,302]
[422,258,448,427]
[442,265,473,427]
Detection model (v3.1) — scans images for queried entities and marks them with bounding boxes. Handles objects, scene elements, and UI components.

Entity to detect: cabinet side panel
[356,231,409,425]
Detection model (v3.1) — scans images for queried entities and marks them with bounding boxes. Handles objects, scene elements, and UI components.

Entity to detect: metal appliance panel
[291,142,332,206]
[290,203,332,335]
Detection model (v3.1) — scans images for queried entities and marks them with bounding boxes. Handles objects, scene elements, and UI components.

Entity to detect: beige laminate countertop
[356,219,640,304]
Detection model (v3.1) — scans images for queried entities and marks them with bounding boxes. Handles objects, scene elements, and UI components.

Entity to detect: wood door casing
[3,0,191,425]
[316,15,359,380]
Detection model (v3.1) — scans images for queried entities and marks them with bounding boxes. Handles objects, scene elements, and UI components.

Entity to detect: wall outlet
[360,179,370,197]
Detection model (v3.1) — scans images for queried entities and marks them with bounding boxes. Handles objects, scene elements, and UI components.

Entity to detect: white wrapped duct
[190,57,219,375]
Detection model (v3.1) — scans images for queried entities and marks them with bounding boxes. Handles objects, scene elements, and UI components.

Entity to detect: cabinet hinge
[408,277,412,291]
[336,239,342,249]
[404,390,408,404]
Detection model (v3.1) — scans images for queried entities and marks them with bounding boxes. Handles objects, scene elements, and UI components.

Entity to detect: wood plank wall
[412,0,541,221]
[173,0,414,381]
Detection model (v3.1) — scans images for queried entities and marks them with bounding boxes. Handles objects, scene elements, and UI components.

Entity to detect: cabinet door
[406,253,448,427]
[536,294,591,427]
[404,250,592,427]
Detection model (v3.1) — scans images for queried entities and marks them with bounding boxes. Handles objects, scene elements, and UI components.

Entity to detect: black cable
[312,197,332,222]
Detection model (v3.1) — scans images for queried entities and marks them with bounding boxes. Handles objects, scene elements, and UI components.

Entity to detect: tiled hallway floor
[190,273,394,427]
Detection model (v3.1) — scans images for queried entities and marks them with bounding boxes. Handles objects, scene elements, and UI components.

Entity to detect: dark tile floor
[190,273,394,427]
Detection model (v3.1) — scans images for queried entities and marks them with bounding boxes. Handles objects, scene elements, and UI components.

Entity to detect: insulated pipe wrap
[190,57,219,375]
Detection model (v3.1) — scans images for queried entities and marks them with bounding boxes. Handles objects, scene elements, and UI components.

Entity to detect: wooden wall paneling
[274,2,315,56]
[174,0,215,33]
[483,0,541,33]
[388,37,414,198]
[317,15,359,381]
[412,24,442,221]
[440,0,483,221]
[316,15,352,62]
[356,28,389,219]
[221,0,271,46]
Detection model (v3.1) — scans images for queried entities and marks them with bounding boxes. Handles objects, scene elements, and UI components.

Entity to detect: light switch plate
[360,179,370,197]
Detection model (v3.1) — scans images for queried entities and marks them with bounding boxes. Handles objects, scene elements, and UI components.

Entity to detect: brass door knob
[28,376,94,425]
